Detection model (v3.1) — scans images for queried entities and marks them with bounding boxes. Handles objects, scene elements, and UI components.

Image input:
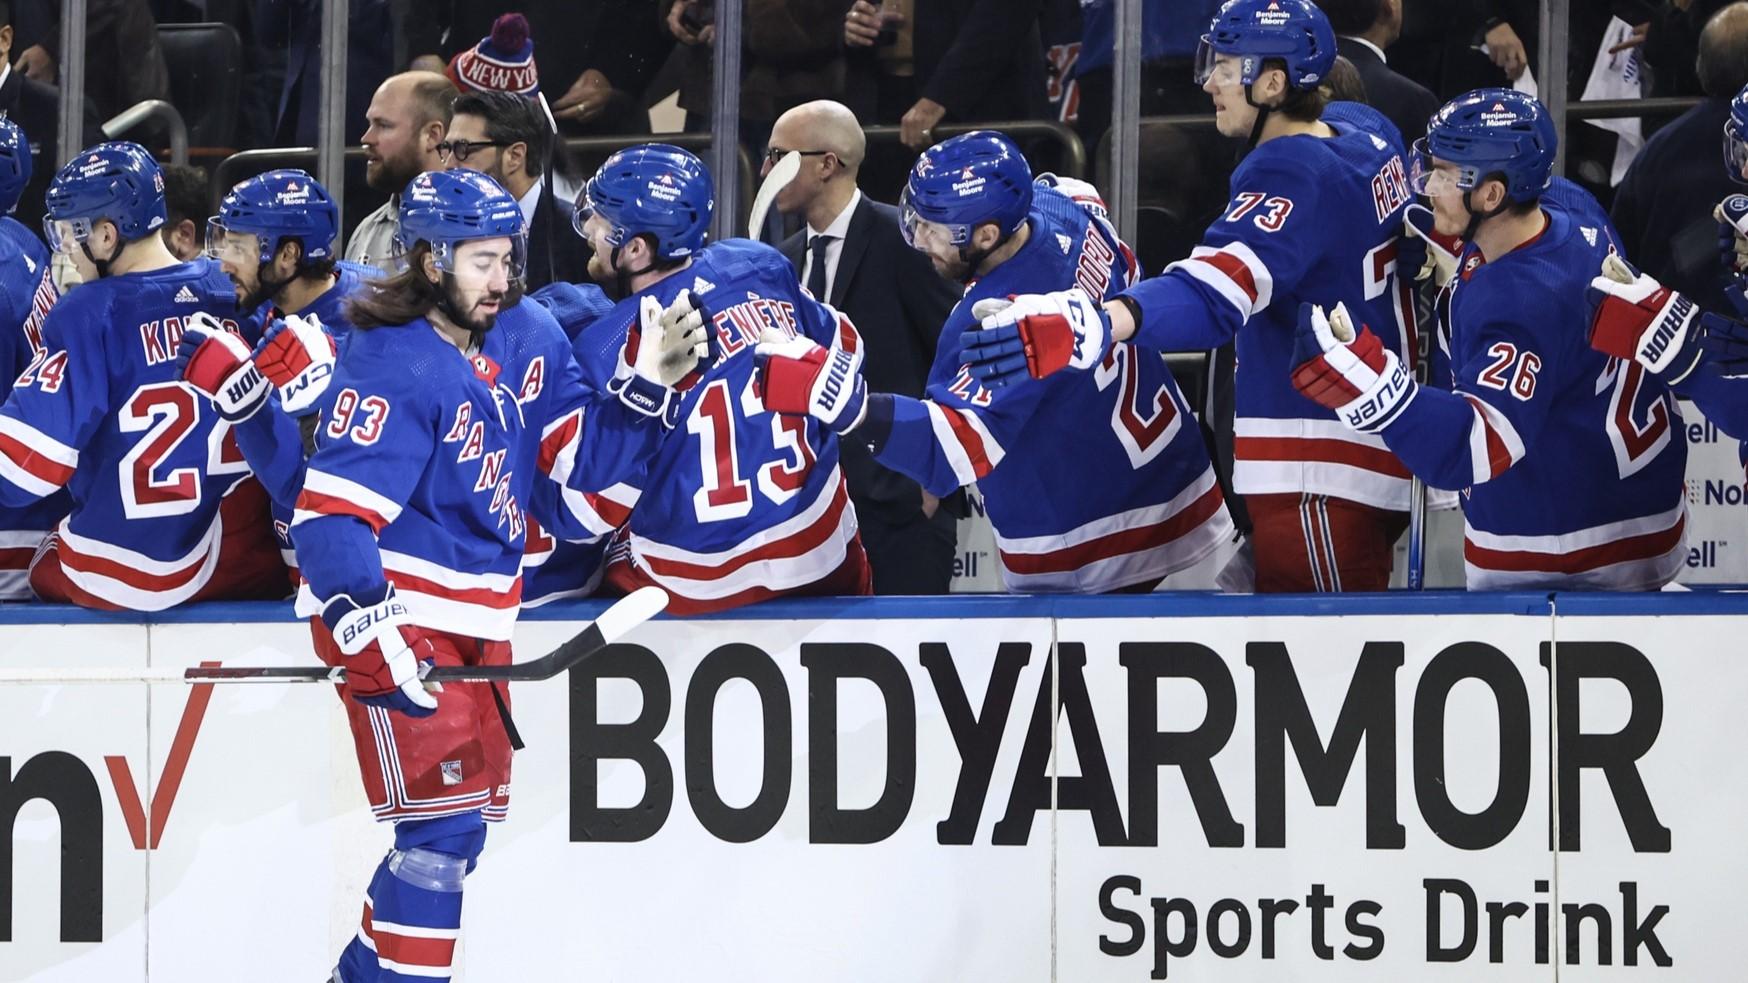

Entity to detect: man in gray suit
[768,100,964,594]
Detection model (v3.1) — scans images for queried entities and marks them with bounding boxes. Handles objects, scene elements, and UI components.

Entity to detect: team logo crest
[441,760,464,786]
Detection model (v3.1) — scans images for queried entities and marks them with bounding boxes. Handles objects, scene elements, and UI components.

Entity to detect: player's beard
[233,264,284,315]
[441,277,519,335]
[927,251,973,284]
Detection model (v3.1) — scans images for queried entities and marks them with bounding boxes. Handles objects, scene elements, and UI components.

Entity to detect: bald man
[344,72,459,271]
[770,100,965,595]
[1612,0,1748,318]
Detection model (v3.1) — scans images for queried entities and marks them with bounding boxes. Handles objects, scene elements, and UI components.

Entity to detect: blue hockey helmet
[900,130,1034,250]
[1194,0,1337,90]
[43,140,167,253]
[395,168,527,280]
[574,143,713,262]
[1725,83,1748,185]
[1410,88,1555,205]
[0,117,32,216]
[207,169,339,267]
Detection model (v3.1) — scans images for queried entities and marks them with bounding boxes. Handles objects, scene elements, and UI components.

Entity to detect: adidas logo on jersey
[692,276,716,294]
[173,285,199,304]
[1056,233,1073,254]
[1582,227,1598,247]
[1370,135,1387,151]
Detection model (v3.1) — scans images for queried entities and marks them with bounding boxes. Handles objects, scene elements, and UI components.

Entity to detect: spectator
[12,0,169,120]
[1317,0,1440,144]
[1072,0,1219,155]
[343,71,456,271]
[1612,1,1748,317]
[769,100,962,594]
[445,89,589,289]
[660,0,847,153]
[841,0,918,126]
[157,162,208,261]
[898,0,1048,148]
[404,1,669,136]
[254,0,393,147]
[1642,0,1730,97]
[0,0,101,231]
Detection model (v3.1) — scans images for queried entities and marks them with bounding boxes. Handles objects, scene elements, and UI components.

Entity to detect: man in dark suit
[444,89,590,291]
[1316,0,1440,145]
[0,0,101,230]
[1612,2,1748,318]
[768,100,964,594]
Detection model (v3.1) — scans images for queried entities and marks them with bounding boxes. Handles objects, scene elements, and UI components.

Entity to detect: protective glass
[42,216,94,254]
[898,185,969,250]
[1192,40,1245,87]
[1408,140,1473,199]
[1725,118,1748,183]
[204,219,267,265]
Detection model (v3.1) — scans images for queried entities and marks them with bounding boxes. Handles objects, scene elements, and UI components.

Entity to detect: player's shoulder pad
[1322,100,1406,156]
[528,281,614,341]
[1228,145,1323,202]
[498,292,571,349]
[334,260,383,292]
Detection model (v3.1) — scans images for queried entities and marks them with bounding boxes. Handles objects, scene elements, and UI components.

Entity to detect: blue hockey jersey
[522,280,618,606]
[225,261,378,576]
[0,259,273,608]
[290,298,659,639]
[871,184,1234,592]
[569,238,862,612]
[1124,101,1419,512]
[1377,204,1688,589]
[0,215,59,598]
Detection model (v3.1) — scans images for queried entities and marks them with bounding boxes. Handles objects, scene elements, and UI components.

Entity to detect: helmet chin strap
[1459,187,1512,253]
[954,226,1012,285]
[605,242,674,300]
[245,261,294,315]
[80,237,120,279]
[1241,81,1273,157]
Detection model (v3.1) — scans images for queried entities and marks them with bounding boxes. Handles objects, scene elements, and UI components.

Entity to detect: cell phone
[680,1,715,34]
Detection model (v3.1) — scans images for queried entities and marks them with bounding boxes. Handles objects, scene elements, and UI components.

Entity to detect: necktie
[806,234,836,301]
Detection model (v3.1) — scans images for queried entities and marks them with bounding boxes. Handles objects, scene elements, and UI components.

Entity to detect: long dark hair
[344,242,440,329]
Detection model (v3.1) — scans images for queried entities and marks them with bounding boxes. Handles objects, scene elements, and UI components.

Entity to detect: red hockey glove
[1291,301,1416,433]
[254,313,338,416]
[752,313,868,433]
[176,312,268,421]
[320,583,439,716]
[1585,253,1706,383]
[959,288,1112,387]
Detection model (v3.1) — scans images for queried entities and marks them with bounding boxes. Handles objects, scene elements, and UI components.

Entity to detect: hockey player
[958,0,1417,592]
[1291,89,1689,589]
[756,131,1234,592]
[0,116,62,597]
[279,168,694,982]
[569,143,872,613]
[1578,82,1748,484]
[180,169,377,581]
[0,141,286,608]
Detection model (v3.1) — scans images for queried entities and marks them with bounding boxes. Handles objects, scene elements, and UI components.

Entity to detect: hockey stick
[0,587,668,686]
[747,150,800,243]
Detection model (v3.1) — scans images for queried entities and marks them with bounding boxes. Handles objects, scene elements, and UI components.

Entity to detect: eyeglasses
[437,139,511,164]
[762,147,843,167]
